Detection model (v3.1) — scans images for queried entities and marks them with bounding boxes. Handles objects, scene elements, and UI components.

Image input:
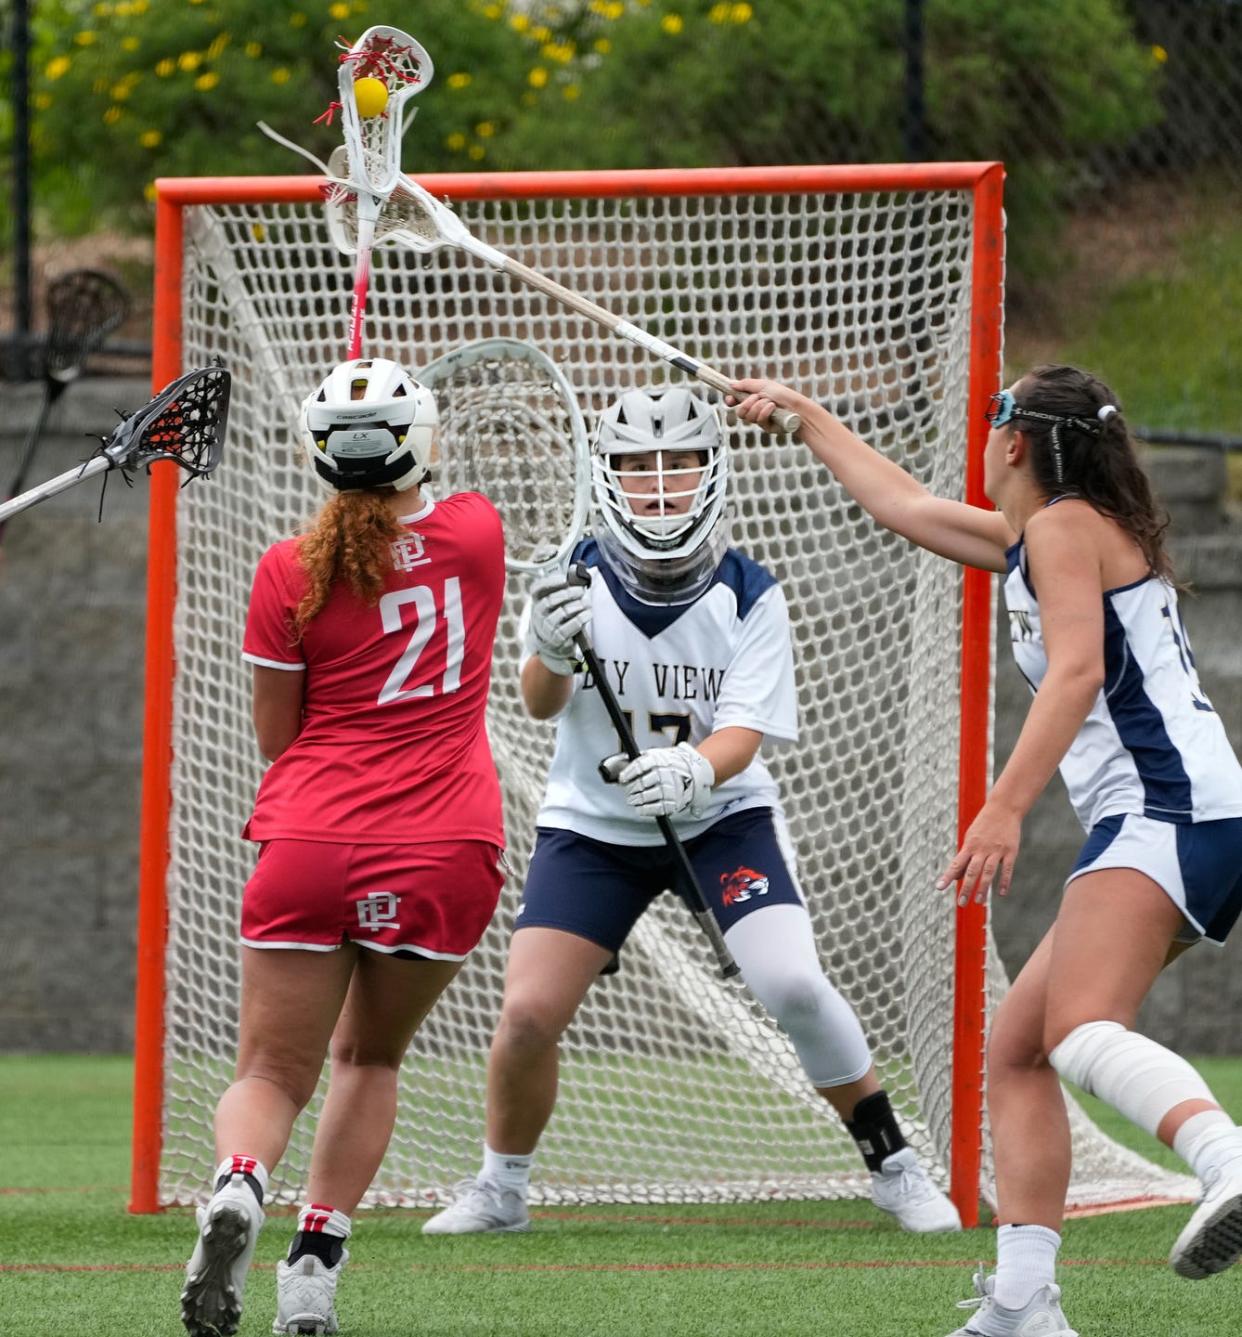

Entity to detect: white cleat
[945,1269,1078,1336]
[870,1147,962,1233]
[181,1174,265,1337]
[421,1177,531,1235]
[1170,1160,1242,1279]
[272,1249,347,1335]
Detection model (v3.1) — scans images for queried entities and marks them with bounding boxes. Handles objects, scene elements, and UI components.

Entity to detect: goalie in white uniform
[423,386,959,1237]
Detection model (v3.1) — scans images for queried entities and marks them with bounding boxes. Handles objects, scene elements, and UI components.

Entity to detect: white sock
[483,1144,533,1195]
[297,1202,352,1240]
[1173,1109,1242,1182]
[213,1154,269,1202]
[993,1223,1060,1310]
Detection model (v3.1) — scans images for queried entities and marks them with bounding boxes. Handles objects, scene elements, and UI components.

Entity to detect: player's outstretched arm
[729,378,1013,573]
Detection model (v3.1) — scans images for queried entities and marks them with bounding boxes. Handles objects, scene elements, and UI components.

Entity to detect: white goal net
[145,167,1193,1213]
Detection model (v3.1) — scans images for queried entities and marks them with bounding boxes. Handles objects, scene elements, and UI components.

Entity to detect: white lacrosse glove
[601,742,716,819]
[529,571,592,675]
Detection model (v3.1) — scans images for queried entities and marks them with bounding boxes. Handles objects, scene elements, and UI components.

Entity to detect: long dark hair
[293,489,404,637]
[1013,364,1173,582]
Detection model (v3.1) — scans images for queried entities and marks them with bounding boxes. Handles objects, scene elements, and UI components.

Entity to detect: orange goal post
[132,162,1175,1224]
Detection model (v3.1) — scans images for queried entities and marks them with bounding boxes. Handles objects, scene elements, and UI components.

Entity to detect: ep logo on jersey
[356,892,401,932]
[391,532,431,571]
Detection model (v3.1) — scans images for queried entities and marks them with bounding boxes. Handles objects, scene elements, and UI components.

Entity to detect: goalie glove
[601,742,715,819]
[528,571,592,675]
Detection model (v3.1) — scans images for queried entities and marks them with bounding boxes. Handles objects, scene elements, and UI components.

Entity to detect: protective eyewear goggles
[984,390,1018,428]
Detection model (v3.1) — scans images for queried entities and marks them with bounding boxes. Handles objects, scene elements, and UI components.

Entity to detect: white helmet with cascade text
[301,358,438,492]
[592,386,729,604]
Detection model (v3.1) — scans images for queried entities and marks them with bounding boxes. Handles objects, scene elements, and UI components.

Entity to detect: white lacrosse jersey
[524,539,799,845]
[1004,535,1242,831]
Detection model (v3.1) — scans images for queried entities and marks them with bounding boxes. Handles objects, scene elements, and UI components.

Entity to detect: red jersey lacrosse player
[181,357,506,1337]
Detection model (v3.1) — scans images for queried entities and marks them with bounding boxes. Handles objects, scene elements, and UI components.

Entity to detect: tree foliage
[11,0,1162,276]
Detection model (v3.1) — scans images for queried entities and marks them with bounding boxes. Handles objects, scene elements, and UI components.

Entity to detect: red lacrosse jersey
[241,491,506,847]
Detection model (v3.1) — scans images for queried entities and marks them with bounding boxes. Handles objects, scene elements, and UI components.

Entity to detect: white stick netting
[157,179,1193,1211]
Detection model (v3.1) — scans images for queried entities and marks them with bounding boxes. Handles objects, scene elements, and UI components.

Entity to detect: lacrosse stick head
[592,386,730,605]
[337,26,433,201]
[323,146,466,258]
[418,339,590,574]
[302,357,438,492]
[102,364,231,478]
[44,269,130,383]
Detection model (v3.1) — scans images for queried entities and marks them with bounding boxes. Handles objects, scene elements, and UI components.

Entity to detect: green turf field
[3,1056,1241,1336]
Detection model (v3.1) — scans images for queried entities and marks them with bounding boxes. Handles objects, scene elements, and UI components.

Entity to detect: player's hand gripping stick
[568,564,739,979]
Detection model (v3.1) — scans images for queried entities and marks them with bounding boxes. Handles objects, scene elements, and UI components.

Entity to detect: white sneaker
[870,1147,962,1233]
[1170,1159,1242,1279]
[421,1176,530,1235]
[181,1174,265,1337]
[946,1269,1078,1336]
[272,1249,347,1335]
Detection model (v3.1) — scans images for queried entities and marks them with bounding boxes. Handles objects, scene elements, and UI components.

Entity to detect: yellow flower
[251,223,267,243]
[139,129,162,147]
[93,2,113,16]
[709,3,729,21]
[271,66,291,85]
[74,30,97,46]
[509,13,530,32]
[731,3,753,20]
[195,72,220,91]
[207,33,230,59]
[121,36,140,52]
[330,2,351,18]
[532,26,551,41]
[144,182,158,202]
[131,0,148,11]
[447,72,472,89]
[446,131,467,151]
[661,14,684,35]
[594,38,612,54]
[475,120,496,138]
[245,41,262,58]
[562,84,580,101]
[104,105,123,124]
[111,82,132,100]
[156,58,176,77]
[289,12,307,27]
[528,66,548,88]
[483,2,502,16]
[1152,44,1168,64]
[116,1,132,14]
[46,55,72,80]
[178,52,202,72]
[468,144,485,161]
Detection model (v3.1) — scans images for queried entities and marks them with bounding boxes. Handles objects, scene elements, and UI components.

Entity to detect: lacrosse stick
[324,159,801,438]
[0,365,231,526]
[418,337,737,978]
[2,269,130,545]
[260,25,432,361]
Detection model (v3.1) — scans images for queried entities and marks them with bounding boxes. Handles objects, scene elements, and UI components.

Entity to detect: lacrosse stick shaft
[494,253,801,437]
[346,206,377,360]
[568,571,738,979]
[0,454,112,525]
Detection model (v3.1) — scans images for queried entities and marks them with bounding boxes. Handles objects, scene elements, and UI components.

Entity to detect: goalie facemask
[301,358,438,492]
[592,386,729,605]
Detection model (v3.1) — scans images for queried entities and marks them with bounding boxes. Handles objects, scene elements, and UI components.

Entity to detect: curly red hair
[293,490,404,637]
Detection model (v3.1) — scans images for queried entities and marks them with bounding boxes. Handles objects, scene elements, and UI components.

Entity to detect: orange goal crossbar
[131,162,1004,1218]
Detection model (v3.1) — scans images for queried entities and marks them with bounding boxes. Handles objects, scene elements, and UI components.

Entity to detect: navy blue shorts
[515,807,804,955]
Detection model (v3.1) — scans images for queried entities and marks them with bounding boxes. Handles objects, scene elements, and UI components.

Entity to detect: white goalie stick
[0,365,230,526]
[322,155,801,437]
[417,337,738,977]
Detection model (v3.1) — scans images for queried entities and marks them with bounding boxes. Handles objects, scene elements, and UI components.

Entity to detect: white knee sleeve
[726,904,871,1088]
[1048,1021,1215,1138]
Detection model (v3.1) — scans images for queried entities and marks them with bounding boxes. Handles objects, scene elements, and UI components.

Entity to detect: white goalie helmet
[592,386,729,605]
[301,357,438,492]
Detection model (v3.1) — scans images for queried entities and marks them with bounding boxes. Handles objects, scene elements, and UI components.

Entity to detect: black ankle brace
[845,1090,907,1173]
[288,1230,345,1268]
[214,1170,265,1206]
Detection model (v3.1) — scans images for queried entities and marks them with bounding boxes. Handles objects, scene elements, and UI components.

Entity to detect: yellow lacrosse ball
[353,76,389,118]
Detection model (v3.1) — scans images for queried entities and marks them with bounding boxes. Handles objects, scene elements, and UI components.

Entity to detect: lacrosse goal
[132,163,1192,1222]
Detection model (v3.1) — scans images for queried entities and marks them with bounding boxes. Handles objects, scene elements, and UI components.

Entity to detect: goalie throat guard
[592,387,729,606]
[302,358,438,492]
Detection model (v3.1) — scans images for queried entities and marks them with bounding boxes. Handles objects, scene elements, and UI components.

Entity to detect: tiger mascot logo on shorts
[719,866,770,907]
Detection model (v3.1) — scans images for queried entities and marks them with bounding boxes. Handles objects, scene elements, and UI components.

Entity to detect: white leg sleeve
[726,903,872,1088]
[1048,1020,1217,1138]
